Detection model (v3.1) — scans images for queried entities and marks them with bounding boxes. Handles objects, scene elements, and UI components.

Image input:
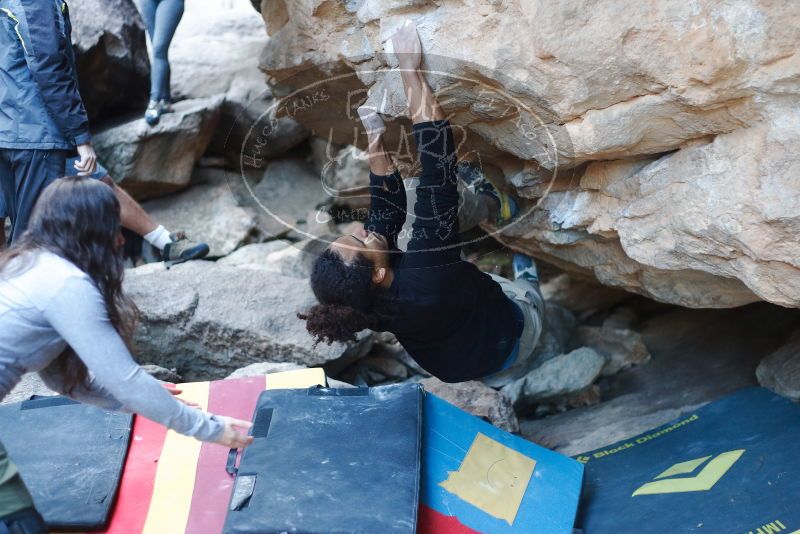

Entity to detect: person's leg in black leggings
[140,0,184,124]
[139,0,158,99]
[151,0,184,102]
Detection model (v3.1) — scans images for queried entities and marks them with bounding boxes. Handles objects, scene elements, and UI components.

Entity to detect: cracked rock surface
[124,261,371,380]
[256,0,800,308]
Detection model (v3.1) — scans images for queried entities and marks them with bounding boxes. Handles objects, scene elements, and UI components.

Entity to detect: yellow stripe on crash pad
[265,368,326,389]
[142,381,210,534]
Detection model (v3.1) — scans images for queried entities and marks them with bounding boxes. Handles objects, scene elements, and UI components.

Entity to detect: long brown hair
[0,176,138,393]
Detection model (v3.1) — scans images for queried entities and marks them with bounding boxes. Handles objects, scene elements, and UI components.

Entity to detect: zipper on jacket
[0,8,28,55]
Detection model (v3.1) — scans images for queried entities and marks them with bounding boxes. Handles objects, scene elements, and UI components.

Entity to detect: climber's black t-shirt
[367,120,520,382]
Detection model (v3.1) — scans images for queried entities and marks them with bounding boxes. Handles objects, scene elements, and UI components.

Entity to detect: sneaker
[457,162,518,224]
[512,253,540,285]
[144,99,170,126]
[162,232,210,265]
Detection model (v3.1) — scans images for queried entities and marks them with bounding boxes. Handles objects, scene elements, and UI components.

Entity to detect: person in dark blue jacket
[0,0,97,244]
[0,1,207,263]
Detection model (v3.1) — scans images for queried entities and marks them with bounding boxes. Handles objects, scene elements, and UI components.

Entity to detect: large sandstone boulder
[169,0,266,101]
[483,303,577,388]
[70,0,149,122]
[421,377,519,433]
[124,261,371,380]
[141,168,258,257]
[94,97,222,199]
[238,156,333,239]
[227,361,306,379]
[217,240,294,267]
[756,331,800,401]
[501,347,606,411]
[169,0,309,166]
[218,239,324,278]
[257,0,800,309]
[576,325,651,376]
[522,304,798,455]
[310,139,372,211]
[540,273,629,315]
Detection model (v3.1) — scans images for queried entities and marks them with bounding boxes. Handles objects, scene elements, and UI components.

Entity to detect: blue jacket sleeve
[21,0,90,145]
[365,170,407,251]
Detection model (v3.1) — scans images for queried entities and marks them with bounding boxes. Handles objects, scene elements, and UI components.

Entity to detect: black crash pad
[224,383,423,534]
[577,387,800,533]
[0,396,132,531]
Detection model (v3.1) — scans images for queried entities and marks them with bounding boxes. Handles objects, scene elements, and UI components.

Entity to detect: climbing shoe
[512,253,540,285]
[144,99,170,126]
[457,162,518,224]
[162,232,210,266]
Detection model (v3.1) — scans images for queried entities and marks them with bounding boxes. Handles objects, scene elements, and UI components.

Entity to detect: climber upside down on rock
[300,20,546,383]
[0,13,544,531]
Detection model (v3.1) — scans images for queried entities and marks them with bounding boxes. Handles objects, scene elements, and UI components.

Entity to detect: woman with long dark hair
[300,21,545,384]
[0,177,252,531]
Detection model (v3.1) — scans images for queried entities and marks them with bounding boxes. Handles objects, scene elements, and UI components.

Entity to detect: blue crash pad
[421,393,584,534]
[577,387,800,533]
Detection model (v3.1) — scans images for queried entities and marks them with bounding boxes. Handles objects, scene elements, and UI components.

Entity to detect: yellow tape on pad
[439,432,535,525]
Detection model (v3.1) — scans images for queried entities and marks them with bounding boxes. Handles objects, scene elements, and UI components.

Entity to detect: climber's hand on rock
[74,142,97,176]
[392,19,422,70]
[215,416,254,449]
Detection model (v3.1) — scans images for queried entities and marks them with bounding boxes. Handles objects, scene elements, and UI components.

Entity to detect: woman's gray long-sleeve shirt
[0,250,222,442]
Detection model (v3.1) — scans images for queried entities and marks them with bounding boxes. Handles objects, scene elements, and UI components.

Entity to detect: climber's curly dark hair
[298,247,398,345]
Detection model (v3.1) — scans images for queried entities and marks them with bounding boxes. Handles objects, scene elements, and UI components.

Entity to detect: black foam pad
[0,396,132,531]
[224,383,422,534]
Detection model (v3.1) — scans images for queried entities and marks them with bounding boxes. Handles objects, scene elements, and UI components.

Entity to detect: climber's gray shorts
[484,273,545,385]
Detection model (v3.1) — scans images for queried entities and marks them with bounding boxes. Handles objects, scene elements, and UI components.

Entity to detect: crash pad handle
[227,407,274,476]
[20,396,78,410]
[226,448,239,476]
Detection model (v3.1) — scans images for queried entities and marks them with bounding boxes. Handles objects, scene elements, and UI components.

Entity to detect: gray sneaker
[457,162,519,224]
[144,99,171,126]
[162,232,210,265]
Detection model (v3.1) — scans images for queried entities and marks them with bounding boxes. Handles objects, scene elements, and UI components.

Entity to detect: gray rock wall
[255,0,800,309]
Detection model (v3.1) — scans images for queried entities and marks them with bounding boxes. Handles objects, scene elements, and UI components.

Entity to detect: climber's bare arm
[358,106,395,176]
[392,20,445,125]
